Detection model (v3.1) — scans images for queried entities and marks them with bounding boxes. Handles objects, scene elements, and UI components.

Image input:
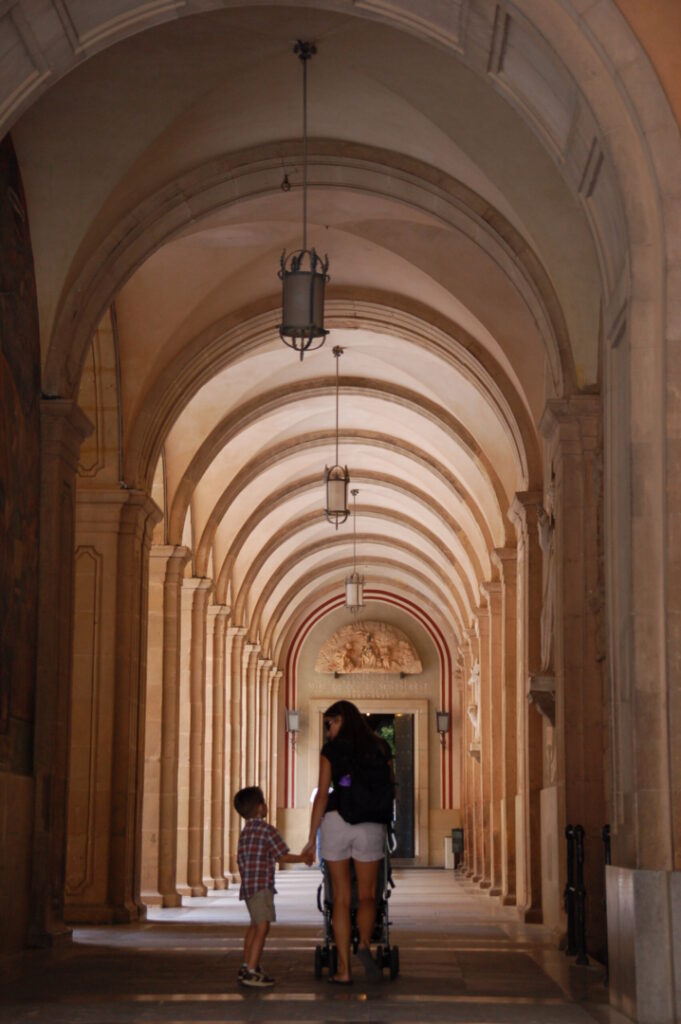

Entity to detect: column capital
[479,580,502,608]
[227,625,248,638]
[40,398,93,471]
[207,603,230,622]
[491,546,517,584]
[149,545,191,583]
[539,394,600,447]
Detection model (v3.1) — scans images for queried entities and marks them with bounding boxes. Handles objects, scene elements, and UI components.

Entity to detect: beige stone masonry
[508,492,544,924]
[492,547,519,907]
[30,400,93,947]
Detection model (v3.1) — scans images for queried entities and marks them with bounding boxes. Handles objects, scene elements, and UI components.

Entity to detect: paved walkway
[0,870,630,1023]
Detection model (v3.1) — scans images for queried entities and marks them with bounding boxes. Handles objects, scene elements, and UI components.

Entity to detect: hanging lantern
[278,40,329,360]
[324,345,350,527]
[345,489,365,612]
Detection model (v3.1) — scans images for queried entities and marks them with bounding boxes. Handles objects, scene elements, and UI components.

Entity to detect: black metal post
[563,824,577,956]
[574,824,589,965]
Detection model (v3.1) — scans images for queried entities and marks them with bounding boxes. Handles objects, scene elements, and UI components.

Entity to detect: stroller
[314,830,400,979]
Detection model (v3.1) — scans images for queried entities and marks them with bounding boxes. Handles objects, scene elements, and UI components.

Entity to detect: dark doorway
[367,713,415,858]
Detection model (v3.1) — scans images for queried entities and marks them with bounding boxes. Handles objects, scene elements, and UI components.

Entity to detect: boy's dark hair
[233,785,265,819]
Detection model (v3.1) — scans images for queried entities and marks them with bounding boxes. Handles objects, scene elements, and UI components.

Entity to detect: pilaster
[208,605,230,890]
[228,627,247,877]
[509,491,544,924]
[109,490,162,922]
[492,547,518,906]
[30,400,92,947]
[481,580,503,897]
[186,578,213,897]
[477,604,491,888]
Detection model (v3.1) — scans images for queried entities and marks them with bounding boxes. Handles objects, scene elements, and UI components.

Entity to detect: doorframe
[308,697,429,866]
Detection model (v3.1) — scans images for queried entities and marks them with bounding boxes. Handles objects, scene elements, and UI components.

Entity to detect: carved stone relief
[315,621,422,675]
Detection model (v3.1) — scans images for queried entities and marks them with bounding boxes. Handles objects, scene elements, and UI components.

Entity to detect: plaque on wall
[315,621,422,675]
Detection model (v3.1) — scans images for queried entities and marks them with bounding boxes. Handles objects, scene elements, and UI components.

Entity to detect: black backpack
[335,747,394,825]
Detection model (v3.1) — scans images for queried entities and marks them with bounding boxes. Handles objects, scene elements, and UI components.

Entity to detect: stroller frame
[314,830,400,979]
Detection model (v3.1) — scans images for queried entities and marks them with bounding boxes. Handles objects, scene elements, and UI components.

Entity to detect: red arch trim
[283,590,455,809]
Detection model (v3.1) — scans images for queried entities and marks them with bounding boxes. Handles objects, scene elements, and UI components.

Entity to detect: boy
[233,785,312,988]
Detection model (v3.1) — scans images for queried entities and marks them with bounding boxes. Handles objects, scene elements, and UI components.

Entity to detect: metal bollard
[574,825,589,965]
[563,824,577,956]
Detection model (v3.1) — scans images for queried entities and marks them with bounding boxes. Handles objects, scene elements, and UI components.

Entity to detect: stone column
[202,606,217,891]
[459,645,470,874]
[66,490,128,922]
[461,630,477,877]
[228,628,247,876]
[258,659,272,792]
[185,579,213,897]
[481,581,503,897]
[476,605,491,888]
[209,605,229,890]
[108,491,162,922]
[492,547,518,906]
[243,643,261,785]
[156,547,191,908]
[541,397,606,955]
[142,545,190,908]
[29,400,92,947]
[269,671,282,820]
[509,492,544,923]
[176,581,193,895]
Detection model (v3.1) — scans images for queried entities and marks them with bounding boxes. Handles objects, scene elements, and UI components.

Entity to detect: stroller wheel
[389,945,400,979]
[314,945,323,979]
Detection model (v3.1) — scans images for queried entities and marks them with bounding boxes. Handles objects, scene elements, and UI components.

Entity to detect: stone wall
[0,133,41,950]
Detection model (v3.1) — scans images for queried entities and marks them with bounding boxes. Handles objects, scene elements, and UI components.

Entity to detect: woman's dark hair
[323,700,386,758]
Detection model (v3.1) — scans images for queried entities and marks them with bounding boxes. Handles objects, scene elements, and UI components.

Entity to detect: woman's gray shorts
[320,810,386,862]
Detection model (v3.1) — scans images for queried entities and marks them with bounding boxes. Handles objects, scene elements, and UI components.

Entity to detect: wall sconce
[436,710,450,749]
[286,708,301,748]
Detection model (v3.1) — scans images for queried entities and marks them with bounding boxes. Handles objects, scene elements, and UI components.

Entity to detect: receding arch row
[207,466,486,603]
[198,430,498,603]
[260,559,464,659]
[169,376,514,547]
[241,530,471,644]
[134,291,541,502]
[229,501,478,620]
[48,139,575,406]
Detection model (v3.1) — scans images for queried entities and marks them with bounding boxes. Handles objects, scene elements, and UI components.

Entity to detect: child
[233,785,312,988]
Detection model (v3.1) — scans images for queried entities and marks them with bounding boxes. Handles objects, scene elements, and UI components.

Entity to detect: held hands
[301,838,316,865]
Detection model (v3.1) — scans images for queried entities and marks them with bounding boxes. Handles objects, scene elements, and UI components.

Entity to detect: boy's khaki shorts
[245,888,276,924]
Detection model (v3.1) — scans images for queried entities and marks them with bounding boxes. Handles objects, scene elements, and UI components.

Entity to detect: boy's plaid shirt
[237,818,289,900]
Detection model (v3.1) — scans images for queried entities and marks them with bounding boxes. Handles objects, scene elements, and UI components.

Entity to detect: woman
[303,700,393,984]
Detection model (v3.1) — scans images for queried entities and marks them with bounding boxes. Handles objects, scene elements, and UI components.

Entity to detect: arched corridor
[1,869,631,1023]
[1,3,681,1023]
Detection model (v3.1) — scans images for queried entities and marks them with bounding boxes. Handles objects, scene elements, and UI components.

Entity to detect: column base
[607,866,681,1024]
[190,884,208,897]
[162,892,182,908]
[488,886,502,897]
[212,877,227,890]
[27,923,73,949]
[501,894,516,906]
[479,879,492,890]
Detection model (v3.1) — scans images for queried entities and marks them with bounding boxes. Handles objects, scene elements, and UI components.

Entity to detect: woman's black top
[320,735,391,814]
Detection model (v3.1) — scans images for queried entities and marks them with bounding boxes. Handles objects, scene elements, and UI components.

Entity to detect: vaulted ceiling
[11,2,606,661]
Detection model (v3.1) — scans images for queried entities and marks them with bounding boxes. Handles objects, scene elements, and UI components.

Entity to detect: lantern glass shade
[285,708,301,733]
[325,464,350,525]
[279,249,329,356]
[436,710,450,735]
[345,571,364,612]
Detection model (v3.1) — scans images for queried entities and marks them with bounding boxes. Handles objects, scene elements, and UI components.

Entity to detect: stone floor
[0,869,631,1023]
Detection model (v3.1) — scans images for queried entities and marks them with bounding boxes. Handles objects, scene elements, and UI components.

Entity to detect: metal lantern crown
[324,346,350,528]
[278,40,329,360]
[345,489,365,612]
